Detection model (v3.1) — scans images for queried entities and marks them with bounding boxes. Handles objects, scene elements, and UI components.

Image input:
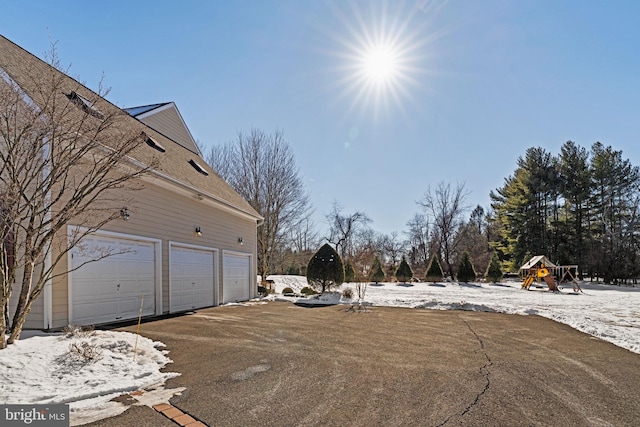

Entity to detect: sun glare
[362,45,398,84]
[325,1,429,118]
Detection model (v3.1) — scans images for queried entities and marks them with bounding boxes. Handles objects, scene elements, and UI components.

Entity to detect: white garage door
[170,246,215,312]
[71,235,156,325]
[222,252,251,303]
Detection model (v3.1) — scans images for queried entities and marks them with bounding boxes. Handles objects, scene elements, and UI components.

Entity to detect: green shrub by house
[306,243,345,293]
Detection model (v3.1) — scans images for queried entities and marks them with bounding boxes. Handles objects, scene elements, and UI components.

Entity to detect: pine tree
[306,243,345,293]
[344,260,356,283]
[457,251,476,283]
[425,254,443,283]
[395,256,413,283]
[485,252,503,283]
[369,256,385,284]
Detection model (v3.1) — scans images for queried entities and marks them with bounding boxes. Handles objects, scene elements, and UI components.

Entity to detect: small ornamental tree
[306,243,344,293]
[425,254,444,283]
[344,260,356,283]
[485,252,503,283]
[395,256,413,283]
[369,256,385,283]
[457,251,476,283]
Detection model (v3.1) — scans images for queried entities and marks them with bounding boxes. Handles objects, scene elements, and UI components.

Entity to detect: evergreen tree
[306,243,344,293]
[395,256,413,283]
[344,260,356,283]
[369,256,385,283]
[485,252,503,283]
[425,254,444,283]
[456,252,476,283]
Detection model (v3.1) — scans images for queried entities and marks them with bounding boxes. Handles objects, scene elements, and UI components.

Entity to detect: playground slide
[543,274,559,291]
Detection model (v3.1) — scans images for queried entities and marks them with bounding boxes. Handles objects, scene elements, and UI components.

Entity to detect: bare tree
[405,213,431,273]
[325,202,371,261]
[0,44,152,348]
[379,231,405,269]
[204,129,311,280]
[418,182,469,280]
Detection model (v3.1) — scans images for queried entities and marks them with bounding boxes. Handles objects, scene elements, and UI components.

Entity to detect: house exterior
[0,35,263,330]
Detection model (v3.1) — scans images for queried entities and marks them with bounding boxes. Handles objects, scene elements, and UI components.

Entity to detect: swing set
[520,255,582,293]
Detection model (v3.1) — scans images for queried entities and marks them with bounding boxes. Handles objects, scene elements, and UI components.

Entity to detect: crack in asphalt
[438,319,492,426]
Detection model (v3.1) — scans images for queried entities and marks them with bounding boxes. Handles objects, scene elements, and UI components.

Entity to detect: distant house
[0,35,263,329]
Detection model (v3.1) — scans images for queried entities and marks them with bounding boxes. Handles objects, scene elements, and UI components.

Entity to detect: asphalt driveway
[89,302,640,426]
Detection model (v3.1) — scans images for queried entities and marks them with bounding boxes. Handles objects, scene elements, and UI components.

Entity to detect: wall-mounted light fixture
[195,226,202,236]
[238,237,244,245]
[120,207,130,221]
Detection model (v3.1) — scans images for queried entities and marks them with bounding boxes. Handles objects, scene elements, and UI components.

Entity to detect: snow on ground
[0,329,180,426]
[265,275,640,355]
[2,275,639,426]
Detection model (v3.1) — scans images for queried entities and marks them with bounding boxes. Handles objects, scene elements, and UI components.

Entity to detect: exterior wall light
[195,226,202,236]
[238,237,244,245]
[120,207,130,221]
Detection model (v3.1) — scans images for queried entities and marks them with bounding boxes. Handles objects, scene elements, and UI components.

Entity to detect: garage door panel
[170,246,215,313]
[71,235,156,325]
[222,253,251,303]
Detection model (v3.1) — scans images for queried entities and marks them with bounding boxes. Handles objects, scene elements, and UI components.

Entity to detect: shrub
[344,261,356,283]
[395,256,413,283]
[457,251,476,283]
[425,254,444,283]
[300,286,317,295]
[342,288,354,299]
[67,341,103,362]
[282,287,295,295]
[369,257,385,283]
[485,252,503,283]
[306,243,345,293]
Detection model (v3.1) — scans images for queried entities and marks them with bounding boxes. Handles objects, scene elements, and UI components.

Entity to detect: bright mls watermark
[1,404,69,426]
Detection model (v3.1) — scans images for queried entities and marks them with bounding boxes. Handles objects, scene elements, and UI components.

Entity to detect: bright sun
[327,1,428,117]
[362,45,398,84]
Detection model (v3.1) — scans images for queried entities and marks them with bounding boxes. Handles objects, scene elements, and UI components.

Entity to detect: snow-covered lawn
[1,275,639,425]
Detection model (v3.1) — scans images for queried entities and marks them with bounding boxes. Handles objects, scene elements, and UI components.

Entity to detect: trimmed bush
[344,261,356,283]
[306,243,345,293]
[395,256,413,283]
[485,252,503,283]
[282,287,295,295]
[425,254,444,283]
[369,257,385,283]
[342,288,354,299]
[457,251,476,283]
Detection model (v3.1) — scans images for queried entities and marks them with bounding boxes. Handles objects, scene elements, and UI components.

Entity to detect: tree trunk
[7,261,34,345]
[0,300,6,349]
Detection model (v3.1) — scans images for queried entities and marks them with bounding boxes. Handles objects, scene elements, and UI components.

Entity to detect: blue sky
[3,0,640,236]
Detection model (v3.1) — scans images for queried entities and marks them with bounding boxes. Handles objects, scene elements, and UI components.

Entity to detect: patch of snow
[0,330,179,426]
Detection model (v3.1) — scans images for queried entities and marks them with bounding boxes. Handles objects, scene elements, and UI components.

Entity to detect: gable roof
[0,35,262,223]
[519,255,558,270]
[125,102,201,154]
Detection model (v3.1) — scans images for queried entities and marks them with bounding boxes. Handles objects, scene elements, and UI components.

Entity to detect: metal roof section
[124,103,170,117]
